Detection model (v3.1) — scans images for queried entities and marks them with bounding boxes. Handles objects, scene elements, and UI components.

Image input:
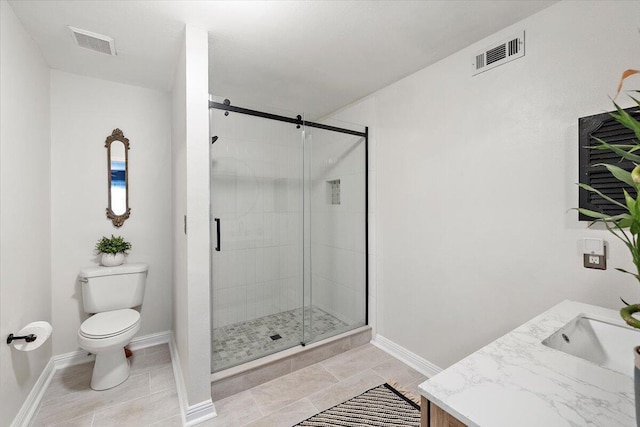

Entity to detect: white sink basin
[542,315,640,377]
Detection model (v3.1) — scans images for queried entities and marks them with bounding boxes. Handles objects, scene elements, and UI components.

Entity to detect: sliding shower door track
[209,100,367,138]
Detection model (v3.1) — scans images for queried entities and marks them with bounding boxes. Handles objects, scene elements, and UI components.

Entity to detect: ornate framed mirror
[105,128,130,227]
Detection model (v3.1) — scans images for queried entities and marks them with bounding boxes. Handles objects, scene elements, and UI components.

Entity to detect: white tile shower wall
[309,129,367,326]
[211,109,304,328]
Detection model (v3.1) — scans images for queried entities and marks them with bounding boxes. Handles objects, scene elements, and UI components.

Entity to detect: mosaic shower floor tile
[212,306,348,372]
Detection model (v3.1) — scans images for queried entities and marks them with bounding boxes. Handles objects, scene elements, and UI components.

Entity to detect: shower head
[211,136,218,144]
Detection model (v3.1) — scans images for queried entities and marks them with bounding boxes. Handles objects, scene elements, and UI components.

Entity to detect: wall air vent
[68,26,116,56]
[472,31,524,76]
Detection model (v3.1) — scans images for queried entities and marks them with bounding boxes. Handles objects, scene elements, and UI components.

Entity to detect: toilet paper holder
[6,333,37,345]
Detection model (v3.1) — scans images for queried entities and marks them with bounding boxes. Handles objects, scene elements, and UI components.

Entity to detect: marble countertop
[419,300,635,427]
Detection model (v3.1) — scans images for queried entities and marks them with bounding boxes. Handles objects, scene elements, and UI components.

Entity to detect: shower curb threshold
[211,325,370,382]
[210,326,371,400]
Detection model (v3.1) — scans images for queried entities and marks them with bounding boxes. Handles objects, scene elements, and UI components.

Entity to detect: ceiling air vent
[473,31,524,76]
[68,26,116,56]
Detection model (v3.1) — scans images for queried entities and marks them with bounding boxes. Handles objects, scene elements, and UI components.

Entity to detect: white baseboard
[168,335,216,426]
[128,330,171,351]
[52,349,95,369]
[11,330,177,427]
[372,334,442,378]
[10,358,56,427]
[184,400,216,426]
[168,335,189,423]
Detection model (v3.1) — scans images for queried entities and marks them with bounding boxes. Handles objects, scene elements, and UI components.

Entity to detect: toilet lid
[80,309,140,338]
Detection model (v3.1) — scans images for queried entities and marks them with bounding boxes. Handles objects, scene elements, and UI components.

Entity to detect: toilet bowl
[78,309,141,390]
[77,263,147,390]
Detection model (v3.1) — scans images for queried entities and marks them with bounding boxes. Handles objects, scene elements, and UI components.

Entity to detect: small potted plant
[95,235,132,267]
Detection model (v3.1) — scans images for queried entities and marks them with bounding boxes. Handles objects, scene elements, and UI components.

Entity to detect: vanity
[418,300,638,427]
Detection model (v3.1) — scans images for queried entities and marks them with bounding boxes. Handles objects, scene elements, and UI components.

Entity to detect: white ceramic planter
[101,253,125,267]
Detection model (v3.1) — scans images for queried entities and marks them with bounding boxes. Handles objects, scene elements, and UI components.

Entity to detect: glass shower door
[302,120,368,345]
[210,103,305,372]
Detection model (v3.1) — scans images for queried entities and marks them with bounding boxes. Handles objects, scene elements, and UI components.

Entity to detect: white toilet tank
[79,263,148,313]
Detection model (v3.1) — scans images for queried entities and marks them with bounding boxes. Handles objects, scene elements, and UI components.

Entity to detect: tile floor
[31,343,427,427]
[31,344,177,427]
[212,306,349,372]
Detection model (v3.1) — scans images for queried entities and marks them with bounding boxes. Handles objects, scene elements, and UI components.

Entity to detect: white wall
[330,0,640,369]
[172,21,189,405]
[172,24,213,413]
[50,70,173,354]
[0,0,52,421]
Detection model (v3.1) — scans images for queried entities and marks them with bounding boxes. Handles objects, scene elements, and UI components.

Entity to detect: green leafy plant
[95,235,132,255]
[578,69,640,328]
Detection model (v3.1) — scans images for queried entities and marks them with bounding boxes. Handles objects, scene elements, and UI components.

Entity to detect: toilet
[77,263,148,390]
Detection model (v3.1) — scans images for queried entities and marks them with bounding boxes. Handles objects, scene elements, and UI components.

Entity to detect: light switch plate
[584,238,605,256]
[583,253,606,270]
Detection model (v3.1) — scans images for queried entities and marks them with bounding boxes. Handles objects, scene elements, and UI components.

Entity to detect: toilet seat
[80,309,140,339]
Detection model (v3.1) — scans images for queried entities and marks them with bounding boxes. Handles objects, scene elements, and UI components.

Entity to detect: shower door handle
[215,218,221,251]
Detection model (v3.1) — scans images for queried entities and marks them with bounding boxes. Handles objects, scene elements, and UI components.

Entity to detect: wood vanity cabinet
[421,396,468,427]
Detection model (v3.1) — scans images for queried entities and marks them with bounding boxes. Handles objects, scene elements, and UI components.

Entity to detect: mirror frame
[105,128,130,227]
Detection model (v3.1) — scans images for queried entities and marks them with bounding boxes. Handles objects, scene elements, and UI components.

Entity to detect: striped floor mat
[295,383,421,426]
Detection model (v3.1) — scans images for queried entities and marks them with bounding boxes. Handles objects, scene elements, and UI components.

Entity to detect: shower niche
[209,98,368,372]
[327,179,341,205]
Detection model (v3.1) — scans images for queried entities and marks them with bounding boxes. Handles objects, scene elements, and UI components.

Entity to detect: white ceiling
[8,0,557,118]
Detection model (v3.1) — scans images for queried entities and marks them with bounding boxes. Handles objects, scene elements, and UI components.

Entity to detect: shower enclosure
[209,98,367,372]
